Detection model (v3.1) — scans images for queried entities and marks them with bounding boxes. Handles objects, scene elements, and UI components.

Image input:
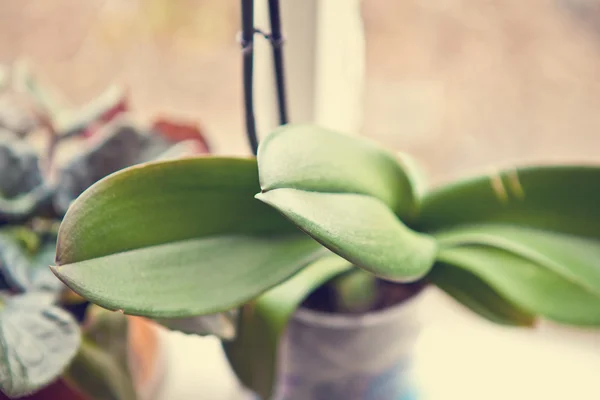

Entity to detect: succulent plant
[0,63,209,399]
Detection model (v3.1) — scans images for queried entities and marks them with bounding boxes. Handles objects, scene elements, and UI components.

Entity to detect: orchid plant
[50,122,600,399]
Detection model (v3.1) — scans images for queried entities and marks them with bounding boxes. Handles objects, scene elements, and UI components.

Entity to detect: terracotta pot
[127,316,167,400]
[274,293,424,400]
[0,317,164,400]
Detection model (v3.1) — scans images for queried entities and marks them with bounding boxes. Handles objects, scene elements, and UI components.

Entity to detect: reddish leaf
[151,118,210,153]
[80,96,128,139]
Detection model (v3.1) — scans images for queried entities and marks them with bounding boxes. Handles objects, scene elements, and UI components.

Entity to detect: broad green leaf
[224,254,354,400]
[54,157,326,318]
[437,246,600,325]
[66,306,137,400]
[435,224,600,298]
[54,234,324,318]
[329,268,379,314]
[257,125,435,281]
[257,189,436,282]
[0,293,81,398]
[418,165,600,239]
[53,122,181,215]
[258,124,420,220]
[426,263,535,326]
[56,157,297,264]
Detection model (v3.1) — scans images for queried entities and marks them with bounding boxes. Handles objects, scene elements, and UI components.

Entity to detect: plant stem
[240,0,289,155]
[240,0,259,155]
[267,0,288,125]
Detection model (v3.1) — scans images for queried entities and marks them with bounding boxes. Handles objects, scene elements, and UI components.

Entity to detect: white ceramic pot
[273,293,424,400]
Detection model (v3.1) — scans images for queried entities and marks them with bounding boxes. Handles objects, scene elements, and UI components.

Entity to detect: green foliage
[258,124,420,220]
[426,263,535,326]
[50,123,600,399]
[53,157,325,317]
[255,126,437,281]
[257,189,436,281]
[417,165,600,240]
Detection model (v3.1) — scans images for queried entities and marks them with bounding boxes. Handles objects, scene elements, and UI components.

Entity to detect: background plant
[0,61,209,399]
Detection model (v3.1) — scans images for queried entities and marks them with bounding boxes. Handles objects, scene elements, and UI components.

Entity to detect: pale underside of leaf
[436,245,600,326]
[258,124,419,220]
[53,157,328,318]
[257,188,437,282]
[52,234,326,318]
[426,263,536,327]
[434,224,600,298]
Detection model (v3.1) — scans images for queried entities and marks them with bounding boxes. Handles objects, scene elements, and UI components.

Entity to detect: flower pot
[0,317,165,400]
[274,292,424,400]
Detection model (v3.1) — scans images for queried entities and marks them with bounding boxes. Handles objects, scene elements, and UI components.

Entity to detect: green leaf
[426,263,535,326]
[56,157,297,263]
[54,235,324,318]
[256,124,436,281]
[329,268,379,314]
[155,310,238,340]
[223,254,354,400]
[436,245,600,326]
[418,165,600,239]
[53,122,177,215]
[0,293,81,398]
[257,189,436,282]
[435,224,600,298]
[258,124,420,220]
[65,307,137,400]
[53,157,325,318]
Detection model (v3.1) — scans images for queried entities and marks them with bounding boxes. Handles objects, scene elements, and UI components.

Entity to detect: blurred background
[4,1,600,176]
[1,1,600,399]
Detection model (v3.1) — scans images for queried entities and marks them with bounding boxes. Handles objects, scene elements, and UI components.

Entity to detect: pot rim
[293,288,424,329]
